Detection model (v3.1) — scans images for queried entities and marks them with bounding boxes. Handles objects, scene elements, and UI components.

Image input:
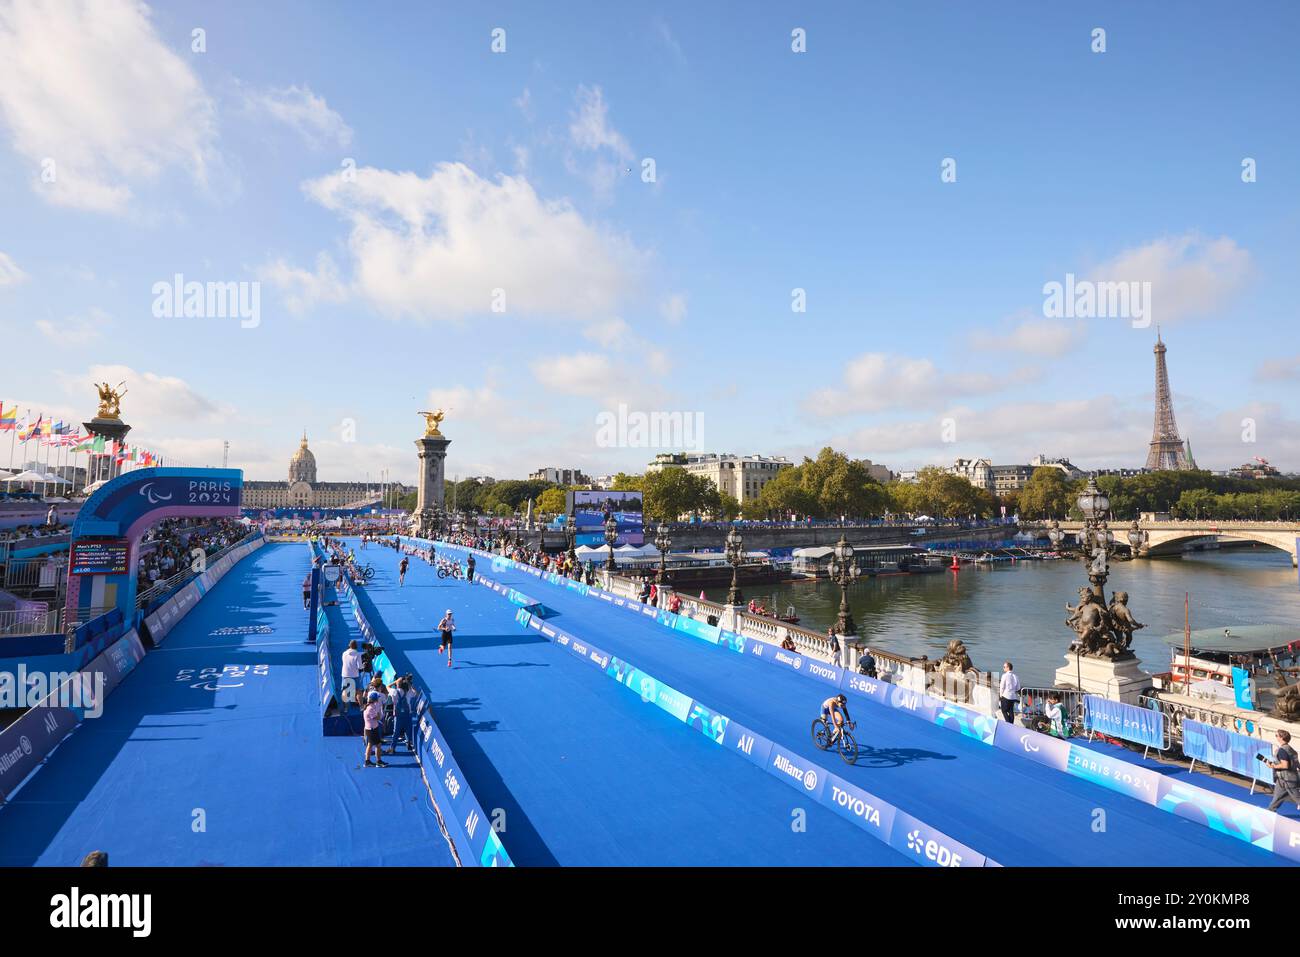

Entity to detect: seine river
[704,548,1300,688]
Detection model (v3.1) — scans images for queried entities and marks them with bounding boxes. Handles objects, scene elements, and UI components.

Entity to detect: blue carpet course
[355,540,910,865]
[439,544,1288,867]
[0,542,454,867]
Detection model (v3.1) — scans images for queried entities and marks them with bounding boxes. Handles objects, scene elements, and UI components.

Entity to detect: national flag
[18,416,40,442]
[0,405,15,431]
[73,435,105,453]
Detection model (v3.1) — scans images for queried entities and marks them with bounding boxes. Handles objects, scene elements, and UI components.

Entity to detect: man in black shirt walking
[1264,729,1300,812]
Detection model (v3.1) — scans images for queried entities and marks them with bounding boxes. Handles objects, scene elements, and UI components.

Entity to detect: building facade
[647,452,793,502]
[242,434,410,509]
[528,467,591,486]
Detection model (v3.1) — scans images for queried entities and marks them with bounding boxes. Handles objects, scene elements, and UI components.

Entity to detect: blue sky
[0,0,1297,483]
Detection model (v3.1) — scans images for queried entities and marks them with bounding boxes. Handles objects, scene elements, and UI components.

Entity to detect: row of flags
[1,404,158,466]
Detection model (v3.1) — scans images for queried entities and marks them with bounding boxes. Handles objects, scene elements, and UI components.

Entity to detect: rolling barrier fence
[432,538,1300,865]
[1083,695,1169,757]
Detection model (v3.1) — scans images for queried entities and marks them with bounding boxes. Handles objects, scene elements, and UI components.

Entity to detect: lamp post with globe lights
[724,526,744,606]
[565,514,578,568]
[654,522,672,585]
[828,534,860,637]
[603,513,618,571]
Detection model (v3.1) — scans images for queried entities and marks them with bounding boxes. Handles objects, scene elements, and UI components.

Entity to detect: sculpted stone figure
[1065,588,1110,656]
[1275,685,1300,721]
[1108,591,1145,649]
[936,638,974,673]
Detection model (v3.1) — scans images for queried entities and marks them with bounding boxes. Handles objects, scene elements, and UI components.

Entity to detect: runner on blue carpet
[437,609,456,668]
[398,555,409,586]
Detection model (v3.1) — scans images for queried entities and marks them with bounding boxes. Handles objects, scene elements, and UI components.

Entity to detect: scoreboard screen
[70,539,131,575]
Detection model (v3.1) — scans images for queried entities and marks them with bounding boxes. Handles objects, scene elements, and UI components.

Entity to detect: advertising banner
[82,630,146,703]
[722,719,775,769]
[888,808,989,868]
[1065,743,1161,805]
[0,692,80,805]
[992,722,1071,772]
[1155,776,1275,852]
[414,705,513,867]
[1181,718,1272,785]
[934,702,998,745]
[1083,695,1165,750]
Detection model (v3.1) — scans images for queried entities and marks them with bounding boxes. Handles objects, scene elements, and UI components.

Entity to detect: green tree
[642,467,719,522]
[1018,467,1076,519]
[536,487,568,514]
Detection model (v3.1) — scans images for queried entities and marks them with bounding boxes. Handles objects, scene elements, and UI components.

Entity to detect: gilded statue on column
[419,409,446,437]
[94,381,127,420]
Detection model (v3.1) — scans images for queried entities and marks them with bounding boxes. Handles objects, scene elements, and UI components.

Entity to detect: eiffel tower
[1145,332,1191,470]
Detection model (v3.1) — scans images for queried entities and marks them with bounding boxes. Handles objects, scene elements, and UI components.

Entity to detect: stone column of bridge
[413,415,450,539]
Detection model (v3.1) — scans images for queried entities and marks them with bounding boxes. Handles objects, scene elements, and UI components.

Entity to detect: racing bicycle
[812,717,858,764]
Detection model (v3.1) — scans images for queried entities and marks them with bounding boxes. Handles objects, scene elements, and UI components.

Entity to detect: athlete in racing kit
[398,556,409,586]
[821,694,854,744]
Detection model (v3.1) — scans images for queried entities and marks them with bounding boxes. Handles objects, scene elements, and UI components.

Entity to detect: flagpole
[6,408,16,472]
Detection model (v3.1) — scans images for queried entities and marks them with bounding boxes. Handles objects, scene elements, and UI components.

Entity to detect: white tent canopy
[3,470,47,483]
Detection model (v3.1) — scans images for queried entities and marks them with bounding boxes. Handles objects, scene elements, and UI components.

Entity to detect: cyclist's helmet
[837,694,847,704]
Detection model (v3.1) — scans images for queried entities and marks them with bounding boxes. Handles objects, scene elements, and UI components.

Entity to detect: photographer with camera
[1260,729,1300,812]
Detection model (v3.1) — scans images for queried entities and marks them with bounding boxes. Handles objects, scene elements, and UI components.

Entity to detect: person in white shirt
[999,661,1020,723]
[340,639,363,710]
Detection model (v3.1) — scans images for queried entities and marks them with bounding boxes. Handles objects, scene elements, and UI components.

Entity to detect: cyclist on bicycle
[398,555,409,587]
[821,694,853,744]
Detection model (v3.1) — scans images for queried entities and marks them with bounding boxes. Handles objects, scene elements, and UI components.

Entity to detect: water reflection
[706,549,1299,686]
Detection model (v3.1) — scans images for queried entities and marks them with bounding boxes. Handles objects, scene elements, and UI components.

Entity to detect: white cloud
[583,317,633,349]
[515,87,534,122]
[660,293,687,325]
[653,17,686,63]
[1257,355,1300,382]
[1087,233,1251,326]
[839,395,1144,465]
[532,352,623,397]
[805,352,1021,416]
[242,84,352,148]
[569,85,633,160]
[36,308,111,345]
[0,251,26,287]
[567,85,633,198]
[259,252,348,313]
[972,314,1084,357]
[0,0,218,213]
[292,162,645,321]
[57,364,234,430]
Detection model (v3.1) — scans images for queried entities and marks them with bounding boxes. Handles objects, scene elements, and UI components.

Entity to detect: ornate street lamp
[1057,476,1143,664]
[1126,519,1148,557]
[828,533,859,637]
[565,513,578,566]
[1046,520,1065,550]
[724,526,744,606]
[603,513,618,571]
[654,522,673,584]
